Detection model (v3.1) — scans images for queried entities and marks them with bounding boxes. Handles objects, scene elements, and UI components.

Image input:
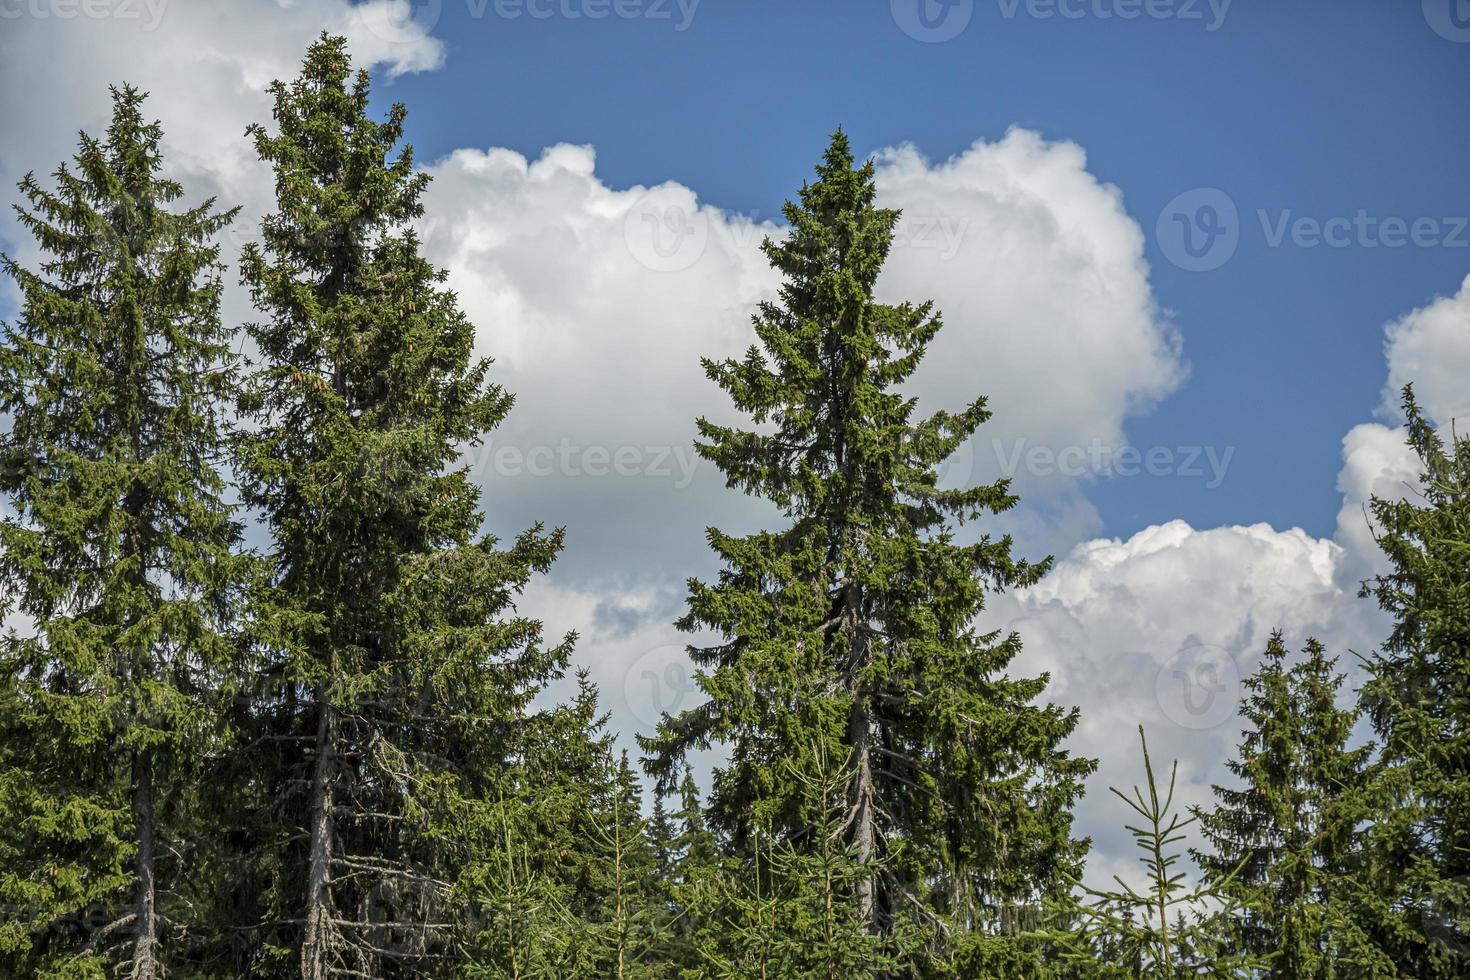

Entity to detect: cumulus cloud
[415,131,1187,590]
[986,517,1369,881]
[0,0,443,285]
[875,132,1185,489]
[985,412,1428,884]
[1382,273,1470,426]
[1333,422,1422,589]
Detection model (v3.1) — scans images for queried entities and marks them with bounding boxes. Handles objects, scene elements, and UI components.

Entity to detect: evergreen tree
[641,129,1092,961]
[578,751,675,979]
[1357,388,1470,977]
[1060,728,1259,979]
[684,757,903,979]
[0,87,244,977]
[672,768,716,879]
[462,683,678,979]
[228,35,574,978]
[1192,632,1390,978]
[650,792,678,885]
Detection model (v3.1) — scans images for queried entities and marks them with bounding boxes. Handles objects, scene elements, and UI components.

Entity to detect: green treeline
[0,35,1465,979]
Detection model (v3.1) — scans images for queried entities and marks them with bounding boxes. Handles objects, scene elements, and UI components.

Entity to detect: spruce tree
[461,683,676,978]
[0,87,244,977]
[1060,728,1259,979]
[578,751,674,979]
[1192,632,1389,978]
[1357,388,1470,977]
[641,129,1093,961]
[229,35,574,978]
[672,768,716,879]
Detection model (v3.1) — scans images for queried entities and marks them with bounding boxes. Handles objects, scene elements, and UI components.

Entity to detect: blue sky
[2,0,1468,881]
[372,0,1470,540]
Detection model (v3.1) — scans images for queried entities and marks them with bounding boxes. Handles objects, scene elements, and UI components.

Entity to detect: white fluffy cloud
[985,412,1425,884]
[415,131,1186,584]
[1382,273,1470,426]
[876,133,1184,480]
[987,516,1367,881]
[0,0,442,287]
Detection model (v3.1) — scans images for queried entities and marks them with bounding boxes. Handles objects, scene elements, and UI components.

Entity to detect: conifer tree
[462,685,676,978]
[686,785,901,979]
[1060,728,1259,979]
[1357,388,1470,977]
[641,129,1092,959]
[1192,633,1389,977]
[0,86,244,977]
[229,35,574,978]
[578,751,675,979]
[672,768,717,879]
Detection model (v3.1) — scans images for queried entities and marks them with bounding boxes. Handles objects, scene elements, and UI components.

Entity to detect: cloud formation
[1382,273,1470,426]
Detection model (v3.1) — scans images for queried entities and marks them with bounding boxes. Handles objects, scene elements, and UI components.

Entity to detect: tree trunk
[130,750,159,980]
[841,578,880,932]
[301,701,335,980]
[849,705,877,929]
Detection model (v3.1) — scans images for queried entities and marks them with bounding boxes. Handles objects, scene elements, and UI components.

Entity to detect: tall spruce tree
[1357,388,1470,977]
[641,130,1093,961]
[0,87,244,977]
[1192,633,1389,978]
[229,35,575,978]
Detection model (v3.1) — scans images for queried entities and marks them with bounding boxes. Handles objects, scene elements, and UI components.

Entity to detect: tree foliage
[0,86,245,978]
[1356,388,1470,978]
[641,130,1093,967]
[226,34,577,978]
